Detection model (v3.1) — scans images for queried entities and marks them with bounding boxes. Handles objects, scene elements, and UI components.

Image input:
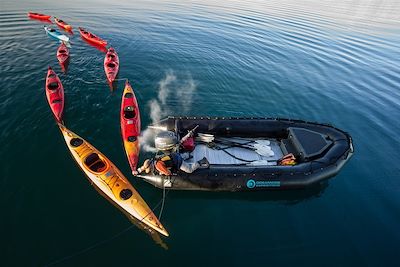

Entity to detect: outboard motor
[155,131,178,152]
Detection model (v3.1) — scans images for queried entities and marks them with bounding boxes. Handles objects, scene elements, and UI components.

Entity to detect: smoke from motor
[140,71,197,152]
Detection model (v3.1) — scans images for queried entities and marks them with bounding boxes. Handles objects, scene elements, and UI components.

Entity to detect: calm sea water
[1,0,400,266]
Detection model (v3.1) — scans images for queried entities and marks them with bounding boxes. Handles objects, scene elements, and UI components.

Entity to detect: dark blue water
[1,0,400,266]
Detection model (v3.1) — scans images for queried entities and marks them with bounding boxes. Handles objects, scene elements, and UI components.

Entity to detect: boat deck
[184,137,284,166]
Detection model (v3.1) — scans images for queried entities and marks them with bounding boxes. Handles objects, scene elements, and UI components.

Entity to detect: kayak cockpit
[70,138,83,147]
[124,92,133,98]
[47,82,59,90]
[84,153,108,173]
[107,62,116,68]
[124,106,135,119]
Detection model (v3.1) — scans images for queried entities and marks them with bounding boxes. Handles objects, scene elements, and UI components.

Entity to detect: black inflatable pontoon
[138,117,354,191]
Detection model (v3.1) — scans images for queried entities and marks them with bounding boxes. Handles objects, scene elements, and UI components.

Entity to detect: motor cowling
[155,131,177,151]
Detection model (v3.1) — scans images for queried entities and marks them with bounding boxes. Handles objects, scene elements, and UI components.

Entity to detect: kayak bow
[58,124,168,237]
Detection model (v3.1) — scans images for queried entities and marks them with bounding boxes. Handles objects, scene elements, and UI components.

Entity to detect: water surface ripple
[1,0,400,266]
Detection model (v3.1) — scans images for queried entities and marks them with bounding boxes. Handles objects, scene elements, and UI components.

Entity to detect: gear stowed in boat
[137,117,354,191]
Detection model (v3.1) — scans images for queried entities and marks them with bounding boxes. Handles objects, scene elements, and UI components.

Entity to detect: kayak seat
[48,82,59,90]
[108,54,115,59]
[52,99,62,104]
[124,92,133,99]
[124,106,135,119]
[59,50,66,53]
[107,62,115,68]
[48,74,56,78]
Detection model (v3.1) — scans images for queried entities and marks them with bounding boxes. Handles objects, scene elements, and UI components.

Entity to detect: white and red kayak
[120,80,141,172]
[104,47,119,84]
[45,67,64,123]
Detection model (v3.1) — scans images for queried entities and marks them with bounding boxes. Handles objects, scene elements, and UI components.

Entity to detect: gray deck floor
[185,138,283,166]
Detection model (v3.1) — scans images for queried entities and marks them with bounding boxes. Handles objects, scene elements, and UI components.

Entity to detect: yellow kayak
[58,124,169,237]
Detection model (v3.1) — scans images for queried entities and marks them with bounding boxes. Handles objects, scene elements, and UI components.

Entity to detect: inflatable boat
[137,117,354,191]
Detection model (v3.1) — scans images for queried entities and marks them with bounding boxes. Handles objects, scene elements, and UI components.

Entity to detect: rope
[158,177,167,220]
[44,190,169,266]
[44,224,136,267]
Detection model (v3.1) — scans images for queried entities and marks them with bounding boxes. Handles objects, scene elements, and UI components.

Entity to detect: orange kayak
[58,124,168,237]
[54,17,72,31]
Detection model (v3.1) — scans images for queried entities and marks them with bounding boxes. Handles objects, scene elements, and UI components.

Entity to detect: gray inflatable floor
[185,138,283,166]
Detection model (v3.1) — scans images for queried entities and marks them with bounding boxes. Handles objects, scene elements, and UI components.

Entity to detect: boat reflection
[107,80,118,91]
[81,37,107,53]
[172,182,328,204]
[59,57,70,74]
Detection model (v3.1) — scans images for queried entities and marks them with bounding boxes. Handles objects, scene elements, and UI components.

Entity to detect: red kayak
[45,67,64,123]
[28,12,51,20]
[78,27,107,47]
[104,47,119,83]
[57,42,69,64]
[54,17,72,31]
[120,80,141,172]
